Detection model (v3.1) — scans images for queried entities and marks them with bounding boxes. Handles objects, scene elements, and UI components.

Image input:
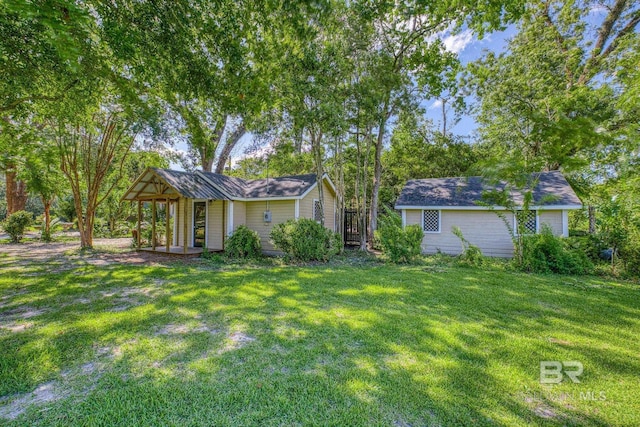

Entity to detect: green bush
[452,226,484,267]
[375,207,423,263]
[270,218,342,262]
[521,225,592,275]
[225,225,262,258]
[3,211,33,243]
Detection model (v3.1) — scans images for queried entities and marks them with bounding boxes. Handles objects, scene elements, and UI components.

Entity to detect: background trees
[0,0,637,263]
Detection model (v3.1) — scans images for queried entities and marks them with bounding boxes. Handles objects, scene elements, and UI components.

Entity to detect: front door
[193,201,206,247]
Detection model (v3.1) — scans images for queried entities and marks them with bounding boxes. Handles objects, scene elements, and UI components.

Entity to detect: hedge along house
[121,168,337,254]
[395,171,582,257]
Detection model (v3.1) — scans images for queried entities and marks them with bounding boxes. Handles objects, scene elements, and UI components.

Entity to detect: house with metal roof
[395,171,582,257]
[121,168,337,254]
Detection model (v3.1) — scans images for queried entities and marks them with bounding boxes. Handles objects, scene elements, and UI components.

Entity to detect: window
[515,210,537,235]
[313,199,322,222]
[423,210,440,233]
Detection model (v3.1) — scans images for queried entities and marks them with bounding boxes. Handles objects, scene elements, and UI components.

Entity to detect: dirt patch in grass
[0,238,200,267]
[0,381,65,420]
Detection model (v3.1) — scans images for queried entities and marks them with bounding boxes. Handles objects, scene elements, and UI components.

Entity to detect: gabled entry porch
[121,168,230,255]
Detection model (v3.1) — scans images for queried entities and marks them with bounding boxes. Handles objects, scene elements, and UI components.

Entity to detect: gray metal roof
[123,168,324,201]
[199,171,318,199]
[153,169,230,200]
[395,171,582,208]
[244,174,317,198]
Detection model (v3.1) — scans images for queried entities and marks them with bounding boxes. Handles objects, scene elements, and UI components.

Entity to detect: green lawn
[0,251,638,426]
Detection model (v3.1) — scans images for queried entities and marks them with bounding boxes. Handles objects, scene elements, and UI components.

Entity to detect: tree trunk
[368,100,390,250]
[5,167,28,215]
[588,205,596,234]
[311,130,325,226]
[214,122,246,174]
[42,197,52,238]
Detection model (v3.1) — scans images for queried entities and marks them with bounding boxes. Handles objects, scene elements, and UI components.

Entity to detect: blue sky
[422,25,517,138]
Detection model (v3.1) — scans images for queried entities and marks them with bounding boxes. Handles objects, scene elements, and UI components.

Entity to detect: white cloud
[589,4,608,14]
[429,99,443,110]
[442,30,474,54]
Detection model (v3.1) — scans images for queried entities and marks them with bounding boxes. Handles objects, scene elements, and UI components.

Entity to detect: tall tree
[467,0,639,230]
[55,112,136,248]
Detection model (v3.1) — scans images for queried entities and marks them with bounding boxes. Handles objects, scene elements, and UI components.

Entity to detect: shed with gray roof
[395,171,582,258]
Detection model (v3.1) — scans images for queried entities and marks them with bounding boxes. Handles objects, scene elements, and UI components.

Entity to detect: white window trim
[294,199,300,220]
[513,210,539,236]
[401,210,406,228]
[226,201,234,236]
[422,209,441,234]
[191,199,208,247]
[562,210,569,237]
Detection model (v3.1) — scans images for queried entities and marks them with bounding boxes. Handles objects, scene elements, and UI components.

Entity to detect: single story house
[121,168,337,254]
[395,171,582,257]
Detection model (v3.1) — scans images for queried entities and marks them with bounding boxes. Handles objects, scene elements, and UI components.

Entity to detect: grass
[0,251,639,426]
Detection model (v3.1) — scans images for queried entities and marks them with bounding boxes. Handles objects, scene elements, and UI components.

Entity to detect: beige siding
[539,211,562,235]
[299,180,336,231]
[206,200,224,250]
[245,200,295,251]
[233,201,246,229]
[404,209,567,258]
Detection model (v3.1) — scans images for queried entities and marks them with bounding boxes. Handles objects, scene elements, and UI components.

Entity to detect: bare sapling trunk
[368,98,390,250]
[42,196,53,238]
[311,129,325,226]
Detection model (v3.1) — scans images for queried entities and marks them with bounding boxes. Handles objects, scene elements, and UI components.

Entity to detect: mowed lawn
[0,249,639,426]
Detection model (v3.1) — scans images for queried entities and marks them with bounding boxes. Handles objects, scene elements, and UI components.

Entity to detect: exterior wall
[299,180,336,231]
[404,209,567,258]
[539,211,562,235]
[245,200,295,251]
[233,201,246,230]
[206,200,224,250]
[175,197,192,248]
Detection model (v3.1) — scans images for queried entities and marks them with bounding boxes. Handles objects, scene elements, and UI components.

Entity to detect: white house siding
[233,201,246,230]
[206,200,224,250]
[538,211,563,235]
[175,197,193,247]
[404,209,567,258]
[245,200,295,251]
[299,180,336,231]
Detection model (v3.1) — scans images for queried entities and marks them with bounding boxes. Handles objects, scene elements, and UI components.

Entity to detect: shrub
[451,226,484,267]
[521,225,592,275]
[375,207,423,263]
[270,218,342,262]
[3,211,33,243]
[225,225,262,259]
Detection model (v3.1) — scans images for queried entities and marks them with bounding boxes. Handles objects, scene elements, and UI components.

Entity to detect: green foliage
[382,112,477,205]
[2,210,32,243]
[270,218,342,262]
[375,207,423,263]
[225,225,262,259]
[521,225,592,275]
[451,226,484,267]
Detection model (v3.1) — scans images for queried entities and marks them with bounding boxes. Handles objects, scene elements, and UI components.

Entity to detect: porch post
[136,200,142,249]
[165,198,170,253]
[152,199,157,251]
[183,198,188,254]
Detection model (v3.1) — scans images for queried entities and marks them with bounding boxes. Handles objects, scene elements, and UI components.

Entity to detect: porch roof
[121,168,230,201]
